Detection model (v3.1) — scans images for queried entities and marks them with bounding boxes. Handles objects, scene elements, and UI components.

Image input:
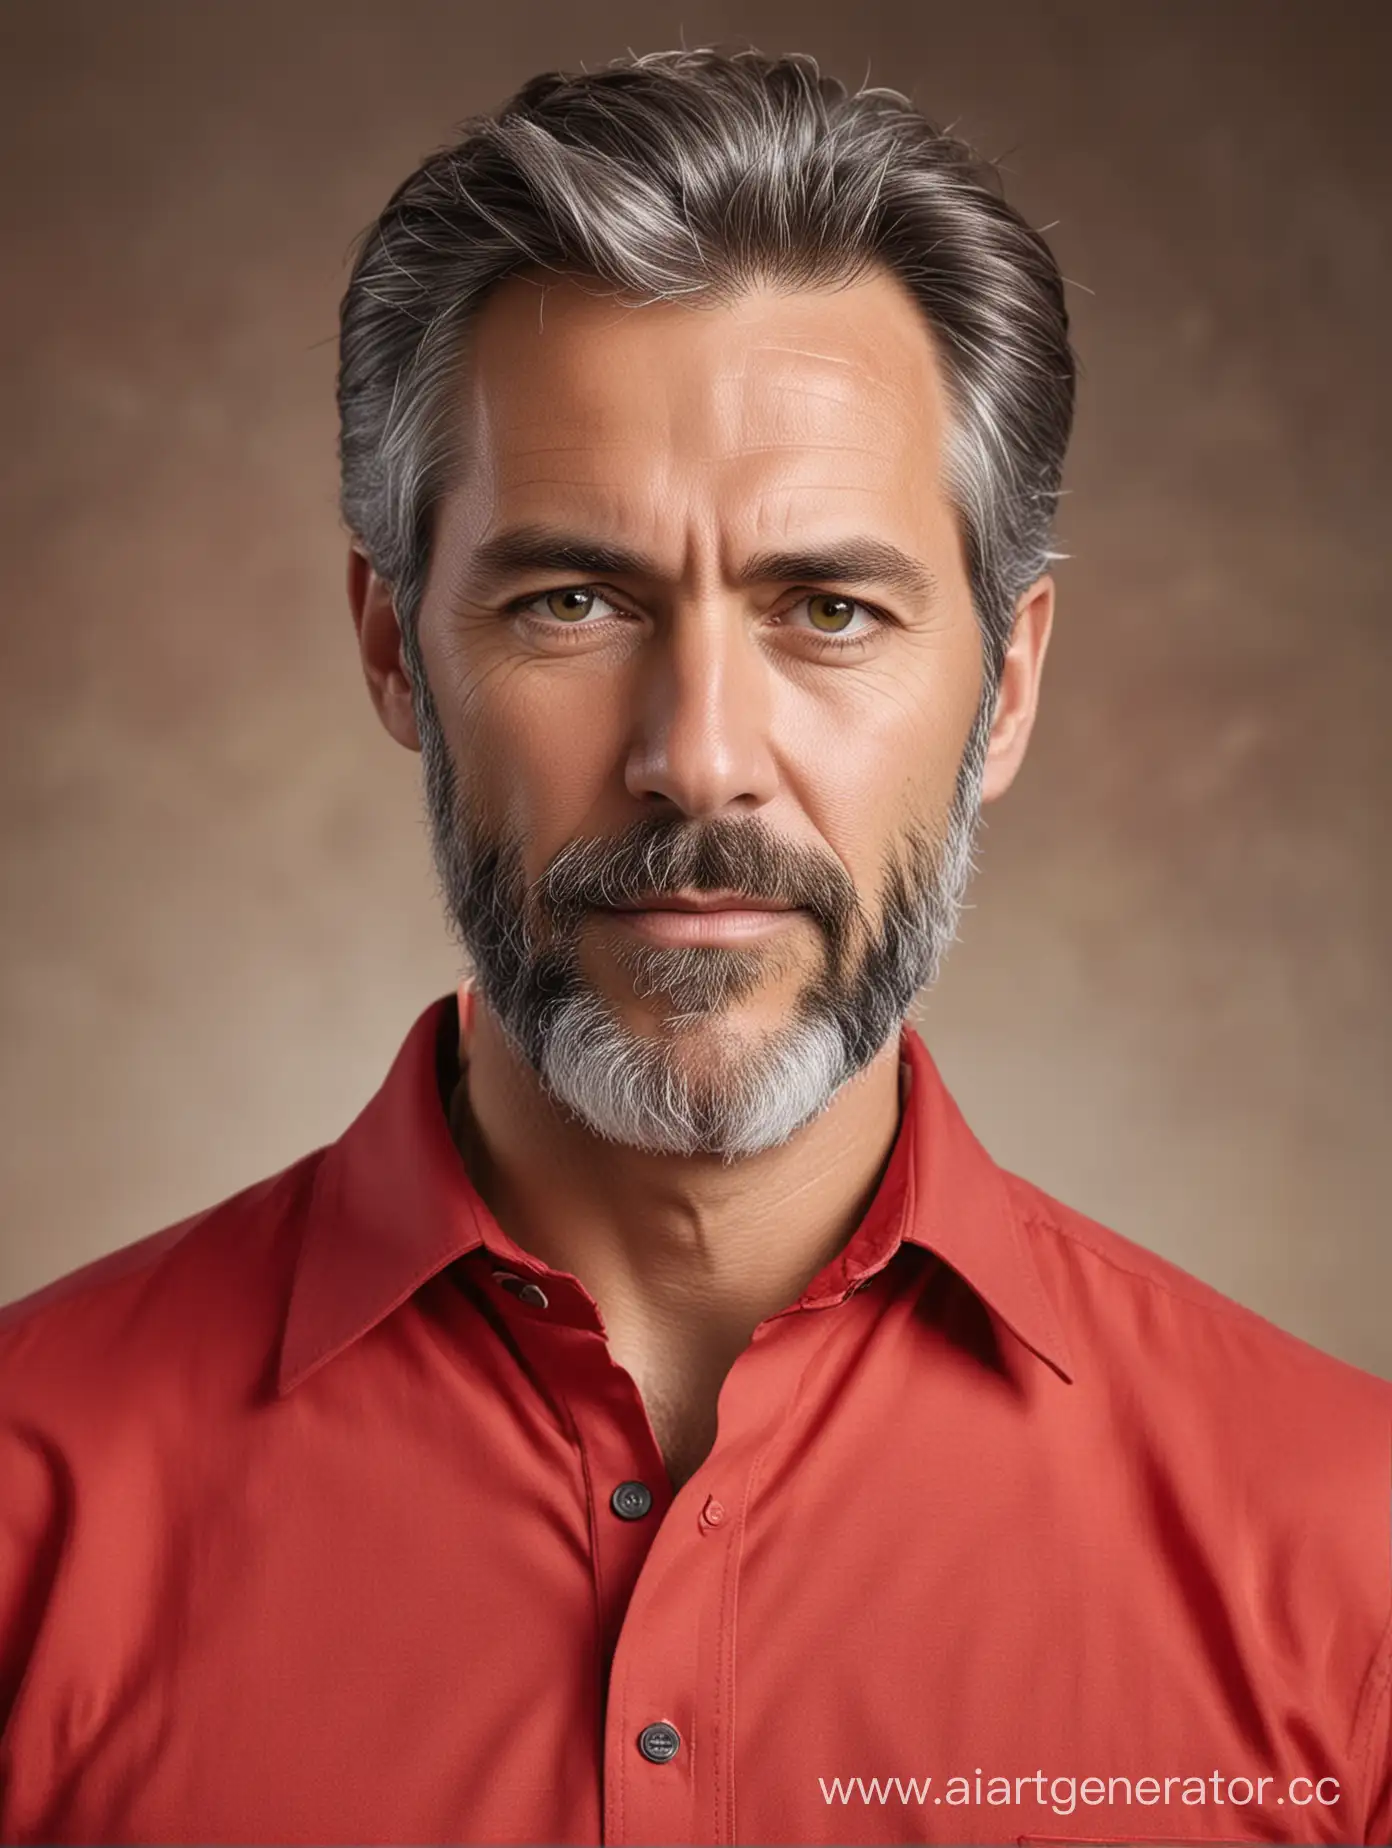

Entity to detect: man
[0,45,1388,1848]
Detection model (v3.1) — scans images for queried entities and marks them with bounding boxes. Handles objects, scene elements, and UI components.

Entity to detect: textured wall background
[2,0,1387,1374]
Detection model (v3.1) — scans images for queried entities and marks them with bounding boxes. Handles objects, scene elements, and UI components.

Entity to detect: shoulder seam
[1014,1197,1392,1383]
[1018,1204,1262,1326]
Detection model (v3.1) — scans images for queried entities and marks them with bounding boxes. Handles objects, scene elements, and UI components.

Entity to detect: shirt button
[637,1721,681,1763]
[491,1269,549,1309]
[610,1480,654,1521]
[700,1495,727,1530]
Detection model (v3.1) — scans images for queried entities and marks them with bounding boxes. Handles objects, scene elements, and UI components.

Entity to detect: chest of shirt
[0,1263,1365,1845]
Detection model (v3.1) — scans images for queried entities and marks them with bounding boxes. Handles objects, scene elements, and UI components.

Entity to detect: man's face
[392,269,1032,1158]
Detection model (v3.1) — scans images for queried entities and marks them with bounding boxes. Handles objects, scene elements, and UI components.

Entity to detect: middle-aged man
[2,47,1389,1848]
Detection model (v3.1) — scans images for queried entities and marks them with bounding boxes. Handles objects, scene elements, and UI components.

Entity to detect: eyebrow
[463,523,941,607]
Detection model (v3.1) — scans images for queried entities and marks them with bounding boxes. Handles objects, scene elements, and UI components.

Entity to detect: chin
[592,932,811,1027]
[615,981,807,1051]
[537,980,854,1161]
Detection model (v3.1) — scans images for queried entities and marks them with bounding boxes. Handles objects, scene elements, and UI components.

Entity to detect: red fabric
[1,991,1389,1845]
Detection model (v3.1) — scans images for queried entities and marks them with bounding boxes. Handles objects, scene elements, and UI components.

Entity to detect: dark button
[637,1721,681,1763]
[491,1268,549,1309]
[610,1480,654,1521]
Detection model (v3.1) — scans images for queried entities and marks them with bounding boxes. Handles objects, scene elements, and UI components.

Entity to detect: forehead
[449,269,956,549]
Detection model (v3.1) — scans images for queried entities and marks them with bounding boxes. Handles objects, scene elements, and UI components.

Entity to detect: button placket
[511,1306,674,1676]
[603,1311,829,1845]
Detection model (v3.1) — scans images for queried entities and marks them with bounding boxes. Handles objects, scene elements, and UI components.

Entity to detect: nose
[623,599,780,817]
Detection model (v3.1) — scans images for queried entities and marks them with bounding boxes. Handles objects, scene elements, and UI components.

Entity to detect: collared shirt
[1,990,1390,1847]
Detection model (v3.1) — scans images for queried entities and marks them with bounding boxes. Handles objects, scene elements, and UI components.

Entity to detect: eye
[530,586,619,624]
[789,593,881,640]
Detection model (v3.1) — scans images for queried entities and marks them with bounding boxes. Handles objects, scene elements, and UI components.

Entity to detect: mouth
[608,889,795,914]
[591,891,806,946]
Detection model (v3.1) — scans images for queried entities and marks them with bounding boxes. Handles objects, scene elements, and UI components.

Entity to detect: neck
[450,985,906,1343]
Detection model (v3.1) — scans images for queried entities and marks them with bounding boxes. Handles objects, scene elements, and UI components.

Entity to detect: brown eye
[544,587,596,622]
[807,594,858,632]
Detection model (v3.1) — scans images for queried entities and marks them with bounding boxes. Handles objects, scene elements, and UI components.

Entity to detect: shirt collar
[278,990,1073,1395]
[897,1025,1074,1382]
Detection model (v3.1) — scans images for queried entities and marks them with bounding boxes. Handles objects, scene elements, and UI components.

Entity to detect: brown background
[2,1,1388,1374]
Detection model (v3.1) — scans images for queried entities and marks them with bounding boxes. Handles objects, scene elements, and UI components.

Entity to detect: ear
[979,572,1055,805]
[347,545,421,752]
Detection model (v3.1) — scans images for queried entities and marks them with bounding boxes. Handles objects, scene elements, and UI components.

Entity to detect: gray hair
[337,47,1077,690]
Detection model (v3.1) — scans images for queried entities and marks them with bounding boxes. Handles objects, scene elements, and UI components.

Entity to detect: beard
[409,663,992,1162]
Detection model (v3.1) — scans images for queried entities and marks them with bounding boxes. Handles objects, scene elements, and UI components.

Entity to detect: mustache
[528,814,864,947]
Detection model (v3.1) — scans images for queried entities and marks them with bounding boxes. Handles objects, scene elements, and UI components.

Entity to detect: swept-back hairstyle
[337,47,1076,691]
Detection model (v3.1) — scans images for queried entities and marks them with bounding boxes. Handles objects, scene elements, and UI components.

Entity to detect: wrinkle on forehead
[443,270,956,579]
[465,270,945,431]
[482,378,903,473]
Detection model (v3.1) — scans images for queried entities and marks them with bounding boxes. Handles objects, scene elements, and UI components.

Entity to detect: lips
[592,897,804,947]
[604,891,796,914]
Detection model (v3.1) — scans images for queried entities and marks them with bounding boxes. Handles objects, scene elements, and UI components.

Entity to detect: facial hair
[408,655,992,1161]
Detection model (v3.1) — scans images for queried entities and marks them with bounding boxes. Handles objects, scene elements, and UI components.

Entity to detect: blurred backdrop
[2,0,1388,1373]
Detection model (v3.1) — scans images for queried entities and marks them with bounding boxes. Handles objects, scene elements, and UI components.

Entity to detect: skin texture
[349,269,1054,1486]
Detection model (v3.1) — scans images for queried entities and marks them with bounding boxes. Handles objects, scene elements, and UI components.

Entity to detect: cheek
[774,637,982,859]
[444,655,629,855]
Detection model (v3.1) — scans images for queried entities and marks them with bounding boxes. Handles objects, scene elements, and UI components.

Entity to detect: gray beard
[410,667,992,1161]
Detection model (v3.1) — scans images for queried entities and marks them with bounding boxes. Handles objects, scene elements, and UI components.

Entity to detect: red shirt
[2,990,1390,1845]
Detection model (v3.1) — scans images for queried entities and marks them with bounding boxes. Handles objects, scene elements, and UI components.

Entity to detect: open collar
[278,990,1073,1395]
